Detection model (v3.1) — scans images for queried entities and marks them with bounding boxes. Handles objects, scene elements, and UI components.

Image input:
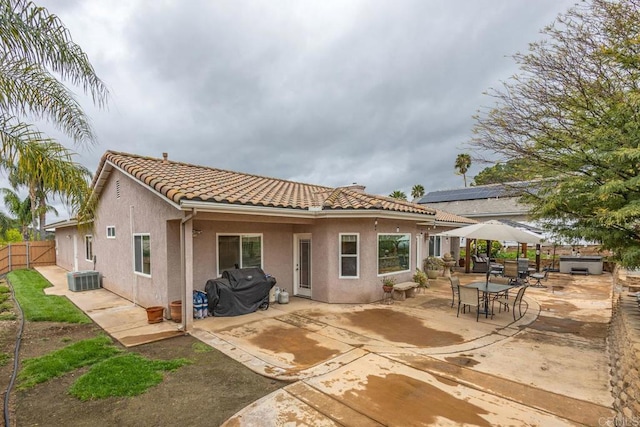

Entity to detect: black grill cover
[205,267,277,317]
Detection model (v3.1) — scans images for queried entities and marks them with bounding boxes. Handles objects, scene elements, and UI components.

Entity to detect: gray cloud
[26,0,577,220]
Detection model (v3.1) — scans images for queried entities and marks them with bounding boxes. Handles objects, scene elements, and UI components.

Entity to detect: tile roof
[433,209,477,225]
[93,151,436,217]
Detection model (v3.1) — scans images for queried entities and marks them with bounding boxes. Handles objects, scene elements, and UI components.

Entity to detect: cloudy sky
[26,0,576,219]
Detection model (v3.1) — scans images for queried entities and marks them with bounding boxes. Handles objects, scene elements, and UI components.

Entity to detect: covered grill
[204,267,277,317]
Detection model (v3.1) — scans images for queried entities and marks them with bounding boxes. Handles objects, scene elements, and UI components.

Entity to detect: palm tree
[1,188,32,241]
[454,153,472,187]
[0,209,17,239]
[389,190,407,201]
[411,184,425,200]
[0,0,108,230]
[7,141,89,239]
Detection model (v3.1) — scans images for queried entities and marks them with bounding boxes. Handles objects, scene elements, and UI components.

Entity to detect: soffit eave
[180,200,436,222]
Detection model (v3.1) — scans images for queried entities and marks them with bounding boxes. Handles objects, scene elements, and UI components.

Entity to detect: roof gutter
[179,200,435,222]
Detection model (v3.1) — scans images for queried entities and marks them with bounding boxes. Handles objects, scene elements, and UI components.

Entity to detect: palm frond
[0,0,109,107]
[0,57,94,143]
[0,114,47,161]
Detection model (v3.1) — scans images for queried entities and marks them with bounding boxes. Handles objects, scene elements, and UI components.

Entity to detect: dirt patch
[342,308,464,347]
[419,297,453,309]
[1,316,287,426]
[445,356,480,367]
[341,373,491,426]
[248,325,340,367]
[540,300,578,314]
[527,316,608,339]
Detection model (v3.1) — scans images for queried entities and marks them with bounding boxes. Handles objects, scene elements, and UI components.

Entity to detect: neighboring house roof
[418,182,533,220]
[423,198,529,219]
[497,218,543,234]
[419,182,532,204]
[90,151,437,220]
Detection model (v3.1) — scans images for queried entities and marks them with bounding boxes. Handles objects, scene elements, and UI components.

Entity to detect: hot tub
[559,256,603,275]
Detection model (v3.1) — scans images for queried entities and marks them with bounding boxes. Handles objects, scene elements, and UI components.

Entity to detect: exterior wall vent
[116,179,121,199]
[67,271,101,292]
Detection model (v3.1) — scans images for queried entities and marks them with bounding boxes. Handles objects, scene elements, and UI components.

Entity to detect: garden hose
[3,275,25,427]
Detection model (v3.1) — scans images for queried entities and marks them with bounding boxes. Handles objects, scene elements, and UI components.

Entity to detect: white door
[294,233,312,297]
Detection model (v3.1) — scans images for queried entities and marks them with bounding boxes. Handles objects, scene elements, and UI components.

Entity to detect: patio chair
[488,275,511,311]
[512,285,528,320]
[457,285,481,321]
[503,260,521,286]
[449,276,460,307]
[529,267,549,288]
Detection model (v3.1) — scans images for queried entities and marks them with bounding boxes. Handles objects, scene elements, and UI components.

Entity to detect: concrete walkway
[36,265,616,426]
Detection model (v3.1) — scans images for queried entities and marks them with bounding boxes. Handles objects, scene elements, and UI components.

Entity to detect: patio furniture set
[450,275,528,322]
[492,259,549,288]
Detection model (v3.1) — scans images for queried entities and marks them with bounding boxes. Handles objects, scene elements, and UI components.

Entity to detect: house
[49,151,474,329]
[418,182,554,271]
[417,182,534,223]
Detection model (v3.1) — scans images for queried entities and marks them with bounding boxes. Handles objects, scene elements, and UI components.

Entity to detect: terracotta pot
[382,285,394,293]
[170,300,182,323]
[146,306,164,324]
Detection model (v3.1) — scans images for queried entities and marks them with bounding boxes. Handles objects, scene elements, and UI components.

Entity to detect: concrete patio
[36,265,616,426]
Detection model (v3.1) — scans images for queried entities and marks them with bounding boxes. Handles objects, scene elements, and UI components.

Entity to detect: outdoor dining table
[464,281,515,318]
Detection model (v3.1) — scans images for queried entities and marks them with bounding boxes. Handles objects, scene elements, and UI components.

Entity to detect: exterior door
[294,234,312,297]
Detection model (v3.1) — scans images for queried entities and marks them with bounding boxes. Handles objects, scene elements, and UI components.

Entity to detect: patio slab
[35,265,617,425]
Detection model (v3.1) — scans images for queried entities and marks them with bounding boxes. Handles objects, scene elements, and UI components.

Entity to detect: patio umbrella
[436,220,544,286]
[437,220,544,244]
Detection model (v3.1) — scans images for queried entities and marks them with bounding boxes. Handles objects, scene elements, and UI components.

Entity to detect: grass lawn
[7,269,91,323]
[7,268,191,399]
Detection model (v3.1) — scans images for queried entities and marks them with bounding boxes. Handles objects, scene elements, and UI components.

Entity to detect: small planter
[426,269,439,280]
[382,285,394,293]
[170,300,182,323]
[146,306,164,324]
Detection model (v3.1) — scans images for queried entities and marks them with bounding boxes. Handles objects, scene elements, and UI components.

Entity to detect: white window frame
[133,233,151,277]
[339,233,359,279]
[106,226,116,239]
[84,235,93,261]
[377,233,411,276]
[429,236,442,257]
[216,233,263,276]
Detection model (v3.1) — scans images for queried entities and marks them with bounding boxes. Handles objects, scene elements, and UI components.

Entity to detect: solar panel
[420,183,533,203]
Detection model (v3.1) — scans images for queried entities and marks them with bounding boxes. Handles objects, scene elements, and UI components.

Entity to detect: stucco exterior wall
[310,218,426,304]
[90,169,182,308]
[190,219,296,292]
[54,225,79,272]
[189,217,429,304]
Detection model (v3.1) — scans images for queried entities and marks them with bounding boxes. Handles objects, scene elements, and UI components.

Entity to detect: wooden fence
[0,241,56,275]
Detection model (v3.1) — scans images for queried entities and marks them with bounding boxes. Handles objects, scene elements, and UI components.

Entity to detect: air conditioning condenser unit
[67,271,101,292]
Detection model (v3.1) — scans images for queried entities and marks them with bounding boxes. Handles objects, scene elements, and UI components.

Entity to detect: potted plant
[413,268,428,292]
[423,257,441,280]
[381,276,396,293]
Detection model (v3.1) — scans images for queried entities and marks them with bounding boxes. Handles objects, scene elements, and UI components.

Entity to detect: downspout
[130,206,137,306]
[180,209,196,331]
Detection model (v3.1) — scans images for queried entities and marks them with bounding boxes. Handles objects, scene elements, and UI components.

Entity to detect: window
[217,234,262,274]
[106,226,116,239]
[339,233,359,278]
[134,234,151,276]
[429,236,442,257]
[84,235,93,261]
[378,233,410,275]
